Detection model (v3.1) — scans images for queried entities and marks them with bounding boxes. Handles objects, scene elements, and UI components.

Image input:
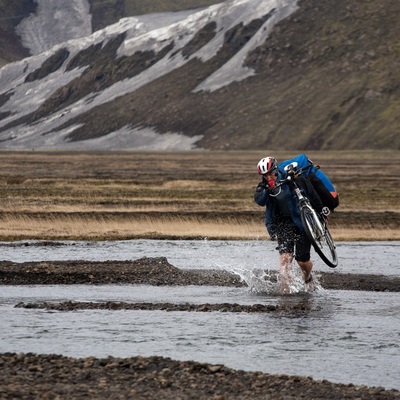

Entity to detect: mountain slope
[0,0,223,65]
[0,0,399,150]
[0,0,37,66]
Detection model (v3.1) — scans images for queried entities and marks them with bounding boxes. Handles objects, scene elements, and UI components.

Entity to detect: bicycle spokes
[301,206,338,268]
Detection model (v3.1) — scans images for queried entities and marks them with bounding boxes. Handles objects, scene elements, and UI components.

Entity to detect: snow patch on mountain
[194,0,298,91]
[16,0,92,55]
[2,124,202,151]
[1,0,298,150]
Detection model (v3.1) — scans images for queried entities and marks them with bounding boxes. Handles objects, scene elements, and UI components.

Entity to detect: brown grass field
[0,150,399,241]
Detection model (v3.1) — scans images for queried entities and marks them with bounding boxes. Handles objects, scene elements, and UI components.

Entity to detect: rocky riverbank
[1,353,398,400]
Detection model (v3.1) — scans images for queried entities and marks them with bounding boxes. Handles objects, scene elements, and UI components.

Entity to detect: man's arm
[254,180,268,206]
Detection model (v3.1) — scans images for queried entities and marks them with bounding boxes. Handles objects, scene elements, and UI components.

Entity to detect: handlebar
[273,163,311,189]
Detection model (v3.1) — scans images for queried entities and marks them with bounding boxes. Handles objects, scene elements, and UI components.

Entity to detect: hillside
[0,0,399,150]
[0,0,36,66]
[0,0,222,66]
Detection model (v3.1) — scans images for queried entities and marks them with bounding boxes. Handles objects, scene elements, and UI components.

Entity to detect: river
[0,240,399,390]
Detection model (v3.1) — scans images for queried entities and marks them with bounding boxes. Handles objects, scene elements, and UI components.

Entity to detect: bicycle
[272,163,338,268]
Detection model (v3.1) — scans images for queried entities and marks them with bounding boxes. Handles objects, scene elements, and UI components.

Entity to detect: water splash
[200,239,323,295]
[231,263,324,295]
[230,266,277,293]
[200,238,279,293]
[197,239,323,295]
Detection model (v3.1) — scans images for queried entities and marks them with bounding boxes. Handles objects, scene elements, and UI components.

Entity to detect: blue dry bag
[279,154,339,211]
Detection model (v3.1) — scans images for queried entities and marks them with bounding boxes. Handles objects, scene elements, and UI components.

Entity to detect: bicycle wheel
[301,206,338,268]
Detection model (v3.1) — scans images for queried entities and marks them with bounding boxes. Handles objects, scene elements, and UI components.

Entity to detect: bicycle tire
[300,206,338,268]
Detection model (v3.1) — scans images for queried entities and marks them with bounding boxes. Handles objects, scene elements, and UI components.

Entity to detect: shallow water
[0,240,399,390]
[1,285,399,390]
[1,239,399,275]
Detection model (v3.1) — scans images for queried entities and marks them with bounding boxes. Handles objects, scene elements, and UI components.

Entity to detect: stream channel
[0,240,399,390]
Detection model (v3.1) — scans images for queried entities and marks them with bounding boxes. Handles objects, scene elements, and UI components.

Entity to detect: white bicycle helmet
[257,157,277,175]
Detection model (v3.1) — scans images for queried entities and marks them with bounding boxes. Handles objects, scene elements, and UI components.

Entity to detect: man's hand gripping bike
[274,164,338,268]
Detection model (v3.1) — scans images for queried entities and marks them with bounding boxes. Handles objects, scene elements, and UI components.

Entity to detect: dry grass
[330,227,400,241]
[0,214,265,240]
[0,150,399,241]
[0,213,399,242]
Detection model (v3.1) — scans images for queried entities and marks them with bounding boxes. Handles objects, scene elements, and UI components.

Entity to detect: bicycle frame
[272,165,338,268]
[286,177,326,238]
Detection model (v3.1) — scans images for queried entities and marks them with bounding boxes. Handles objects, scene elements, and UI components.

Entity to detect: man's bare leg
[297,260,313,282]
[279,253,293,292]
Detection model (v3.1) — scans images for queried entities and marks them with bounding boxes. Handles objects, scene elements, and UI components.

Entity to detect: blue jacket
[254,168,324,237]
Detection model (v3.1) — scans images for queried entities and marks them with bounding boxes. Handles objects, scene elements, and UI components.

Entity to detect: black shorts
[274,216,311,262]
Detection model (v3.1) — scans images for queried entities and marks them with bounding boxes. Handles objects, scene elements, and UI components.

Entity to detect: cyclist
[254,156,324,287]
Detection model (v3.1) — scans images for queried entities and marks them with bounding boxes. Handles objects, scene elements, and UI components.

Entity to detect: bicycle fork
[295,188,325,240]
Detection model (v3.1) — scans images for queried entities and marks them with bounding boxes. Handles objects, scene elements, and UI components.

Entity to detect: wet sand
[2,257,399,399]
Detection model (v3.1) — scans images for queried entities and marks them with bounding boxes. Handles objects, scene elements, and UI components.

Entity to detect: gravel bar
[1,353,398,400]
[0,257,399,291]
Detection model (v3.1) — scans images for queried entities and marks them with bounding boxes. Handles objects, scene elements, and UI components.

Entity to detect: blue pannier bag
[279,154,339,211]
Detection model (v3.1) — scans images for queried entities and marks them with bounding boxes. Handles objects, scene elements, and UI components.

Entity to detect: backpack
[278,154,339,211]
